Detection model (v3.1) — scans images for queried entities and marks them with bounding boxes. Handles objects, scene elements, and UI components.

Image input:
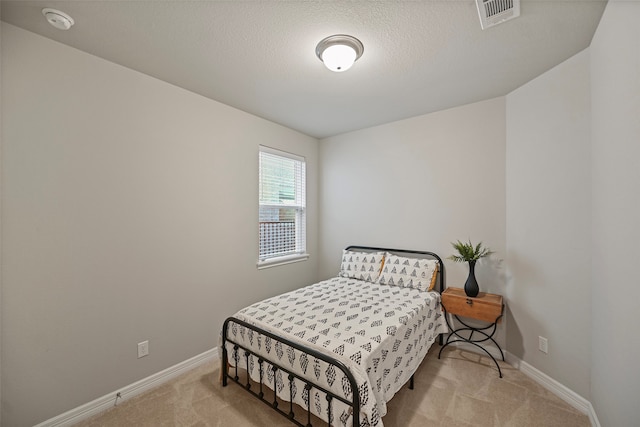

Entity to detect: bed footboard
[222,316,361,427]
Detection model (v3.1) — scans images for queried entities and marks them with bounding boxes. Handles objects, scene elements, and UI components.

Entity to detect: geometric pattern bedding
[226,276,447,427]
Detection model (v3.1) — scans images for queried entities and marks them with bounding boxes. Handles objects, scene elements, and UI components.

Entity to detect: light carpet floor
[75,346,590,426]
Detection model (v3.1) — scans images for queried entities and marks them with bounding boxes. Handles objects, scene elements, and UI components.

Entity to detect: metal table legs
[438,310,505,378]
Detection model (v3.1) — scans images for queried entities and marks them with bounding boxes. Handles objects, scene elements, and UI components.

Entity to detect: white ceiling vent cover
[476,0,520,30]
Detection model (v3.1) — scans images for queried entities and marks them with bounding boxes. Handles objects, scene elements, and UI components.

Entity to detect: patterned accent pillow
[338,250,385,283]
[376,254,439,292]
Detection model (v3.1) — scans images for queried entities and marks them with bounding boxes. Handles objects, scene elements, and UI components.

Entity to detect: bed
[221,246,447,427]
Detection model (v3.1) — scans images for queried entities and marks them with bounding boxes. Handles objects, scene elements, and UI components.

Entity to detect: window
[258,146,307,267]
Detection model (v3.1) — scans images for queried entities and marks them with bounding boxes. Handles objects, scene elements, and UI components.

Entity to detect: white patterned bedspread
[225,276,447,427]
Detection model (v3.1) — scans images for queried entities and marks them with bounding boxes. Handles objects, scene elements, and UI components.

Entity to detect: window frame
[257,145,309,269]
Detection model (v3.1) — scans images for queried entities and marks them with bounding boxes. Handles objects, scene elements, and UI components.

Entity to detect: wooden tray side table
[438,287,505,377]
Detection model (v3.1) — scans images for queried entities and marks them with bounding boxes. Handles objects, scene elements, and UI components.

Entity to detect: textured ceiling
[1,1,607,138]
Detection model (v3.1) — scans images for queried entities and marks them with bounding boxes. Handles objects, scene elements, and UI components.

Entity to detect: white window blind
[258,146,307,265]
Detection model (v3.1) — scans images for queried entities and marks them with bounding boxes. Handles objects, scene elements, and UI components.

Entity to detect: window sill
[257,254,309,270]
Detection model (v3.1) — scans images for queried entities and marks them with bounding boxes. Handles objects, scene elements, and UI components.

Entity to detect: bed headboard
[345,245,446,293]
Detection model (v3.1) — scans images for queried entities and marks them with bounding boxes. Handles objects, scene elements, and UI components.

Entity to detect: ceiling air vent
[475,0,520,30]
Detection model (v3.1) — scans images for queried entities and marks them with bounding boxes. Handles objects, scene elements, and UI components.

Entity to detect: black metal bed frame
[221,246,445,427]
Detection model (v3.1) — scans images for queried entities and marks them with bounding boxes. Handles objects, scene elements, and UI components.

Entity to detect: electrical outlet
[137,340,149,358]
[538,336,548,354]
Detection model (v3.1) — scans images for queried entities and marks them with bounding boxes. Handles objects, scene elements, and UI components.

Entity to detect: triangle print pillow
[376,253,438,292]
[338,249,385,283]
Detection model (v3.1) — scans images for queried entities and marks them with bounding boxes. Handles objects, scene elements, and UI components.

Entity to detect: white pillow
[338,250,385,283]
[376,253,438,292]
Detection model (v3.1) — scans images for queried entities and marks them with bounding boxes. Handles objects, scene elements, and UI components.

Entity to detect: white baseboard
[34,348,219,427]
[505,352,601,427]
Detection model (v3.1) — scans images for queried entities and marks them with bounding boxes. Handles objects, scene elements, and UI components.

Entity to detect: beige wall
[318,97,507,343]
[590,2,640,425]
[505,49,591,397]
[1,23,318,427]
[0,7,3,427]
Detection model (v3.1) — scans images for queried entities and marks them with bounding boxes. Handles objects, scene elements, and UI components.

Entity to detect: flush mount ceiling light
[42,8,75,30]
[315,35,364,72]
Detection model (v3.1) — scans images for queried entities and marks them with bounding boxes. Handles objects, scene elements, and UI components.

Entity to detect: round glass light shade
[321,44,357,72]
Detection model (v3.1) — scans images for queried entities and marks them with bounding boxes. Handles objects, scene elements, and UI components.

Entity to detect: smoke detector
[475,0,520,30]
[42,8,75,30]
